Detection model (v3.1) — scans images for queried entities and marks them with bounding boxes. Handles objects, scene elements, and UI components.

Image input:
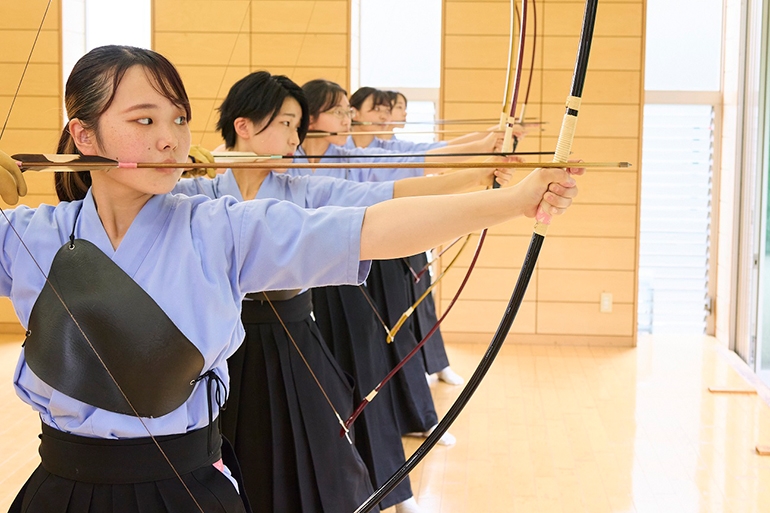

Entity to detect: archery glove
[0,149,27,205]
[187,145,217,179]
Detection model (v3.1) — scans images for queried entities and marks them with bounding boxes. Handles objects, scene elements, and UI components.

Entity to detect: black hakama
[10,423,249,513]
[365,259,439,435]
[312,284,413,510]
[221,291,375,513]
[406,253,451,374]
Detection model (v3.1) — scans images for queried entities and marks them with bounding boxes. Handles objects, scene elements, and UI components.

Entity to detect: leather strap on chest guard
[25,239,205,418]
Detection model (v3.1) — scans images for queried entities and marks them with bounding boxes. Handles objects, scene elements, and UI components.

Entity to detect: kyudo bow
[353,0,599,510]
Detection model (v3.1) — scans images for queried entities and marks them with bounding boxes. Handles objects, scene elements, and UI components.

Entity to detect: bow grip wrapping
[534,94,581,235]
[501,115,519,154]
[553,96,582,163]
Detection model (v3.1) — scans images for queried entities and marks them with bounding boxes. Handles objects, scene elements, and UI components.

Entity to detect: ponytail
[54,127,91,202]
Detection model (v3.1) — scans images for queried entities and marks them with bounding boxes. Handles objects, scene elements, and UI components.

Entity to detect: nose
[157,123,179,152]
[290,130,300,147]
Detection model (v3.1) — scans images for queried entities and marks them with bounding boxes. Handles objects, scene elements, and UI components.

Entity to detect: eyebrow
[122,103,159,113]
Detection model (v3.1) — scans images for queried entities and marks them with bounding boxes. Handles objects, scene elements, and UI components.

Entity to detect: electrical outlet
[600,292,613,313]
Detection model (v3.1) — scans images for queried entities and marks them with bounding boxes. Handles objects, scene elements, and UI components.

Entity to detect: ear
[68,119,98,155]
[233,117,254,141]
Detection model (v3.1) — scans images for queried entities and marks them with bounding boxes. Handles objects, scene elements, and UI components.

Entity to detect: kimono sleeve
[380,139,448,153]
[341,146,425,181]
[216,197,371,294]
[172,176,217,199]
[0,206,36,296]
[300,175,394,208]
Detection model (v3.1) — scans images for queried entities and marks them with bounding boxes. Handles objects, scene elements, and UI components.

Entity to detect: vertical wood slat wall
[438,0,645,346]
[0,1,62,333]
[153,0,351,150]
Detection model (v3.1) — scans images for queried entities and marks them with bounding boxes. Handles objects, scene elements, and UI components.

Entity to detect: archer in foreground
[0,45,580,513]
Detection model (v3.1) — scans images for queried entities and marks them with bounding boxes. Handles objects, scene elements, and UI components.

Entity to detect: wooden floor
[2,334,770,512]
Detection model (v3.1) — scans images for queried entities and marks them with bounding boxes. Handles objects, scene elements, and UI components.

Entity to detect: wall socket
[600,292,613,313]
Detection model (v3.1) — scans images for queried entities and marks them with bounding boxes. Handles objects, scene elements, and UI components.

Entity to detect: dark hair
[301,79,348,119]
[55,45,191,202]
[217,71,309,148]
[388,90,407,108]
[349,87,391,111]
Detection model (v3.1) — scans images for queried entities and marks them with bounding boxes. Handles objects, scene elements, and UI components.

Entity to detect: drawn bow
[353,0,598,510]
[339,0,531,435]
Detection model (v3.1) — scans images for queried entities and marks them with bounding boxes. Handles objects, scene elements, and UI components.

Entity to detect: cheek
[178,128,192,155]
[256,132,282,153]
[314,116,341,132]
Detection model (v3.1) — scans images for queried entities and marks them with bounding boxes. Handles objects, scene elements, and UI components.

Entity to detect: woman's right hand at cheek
[0,149,27,205]
[512,166,579,224]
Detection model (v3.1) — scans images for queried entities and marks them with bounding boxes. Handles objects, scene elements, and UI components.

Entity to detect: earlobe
[68,119,97,154]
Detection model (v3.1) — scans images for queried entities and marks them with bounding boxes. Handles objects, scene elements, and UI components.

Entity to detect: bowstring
[262,293,352,443]
[0,2,205,509]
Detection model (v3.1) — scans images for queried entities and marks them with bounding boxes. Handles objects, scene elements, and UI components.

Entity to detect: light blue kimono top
[173,168,394,207]
[344,135,447,153]
[6,189,369,439]
[291,144,424,182]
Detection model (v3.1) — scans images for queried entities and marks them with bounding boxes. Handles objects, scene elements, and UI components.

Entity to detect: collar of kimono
[353,0,598,510]
[0,2,207,510]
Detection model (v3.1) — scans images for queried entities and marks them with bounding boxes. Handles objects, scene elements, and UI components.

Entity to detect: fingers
[512,124,527,139]
[188,145,216,178]
[0,150,26,205]
[535,191,574,225]
[566,159,586,176]
[533,167,578,224]
[547,181,578,198]
[493,168,514,186]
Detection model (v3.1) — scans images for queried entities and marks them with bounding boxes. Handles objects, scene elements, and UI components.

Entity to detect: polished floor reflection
[388,335,770,513]
[1,335,769,512]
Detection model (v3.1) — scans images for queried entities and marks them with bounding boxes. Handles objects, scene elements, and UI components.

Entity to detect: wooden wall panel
[440,0,644,347]
[154,0,351,150]
[0,0,62,333]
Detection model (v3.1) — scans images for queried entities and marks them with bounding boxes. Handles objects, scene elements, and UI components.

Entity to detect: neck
[299,137,331,164]
[231,141,271,200]
[90,175,152,250]
[378,132,394,141]
[351,132,375,148]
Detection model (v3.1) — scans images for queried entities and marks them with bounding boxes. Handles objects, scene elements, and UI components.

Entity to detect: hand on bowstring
[0,149,27,205]
[187,145,217,179]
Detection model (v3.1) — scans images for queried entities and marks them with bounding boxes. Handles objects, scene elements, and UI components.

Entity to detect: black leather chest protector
[24,230,205,418]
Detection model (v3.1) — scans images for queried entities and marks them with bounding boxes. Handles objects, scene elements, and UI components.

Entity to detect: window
[639,0,723,334]
[352,0,442,142]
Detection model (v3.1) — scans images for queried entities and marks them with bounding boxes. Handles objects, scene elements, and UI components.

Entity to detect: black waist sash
[39,422,221,484]
[24,239,204,418]
[241,290,312,324]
